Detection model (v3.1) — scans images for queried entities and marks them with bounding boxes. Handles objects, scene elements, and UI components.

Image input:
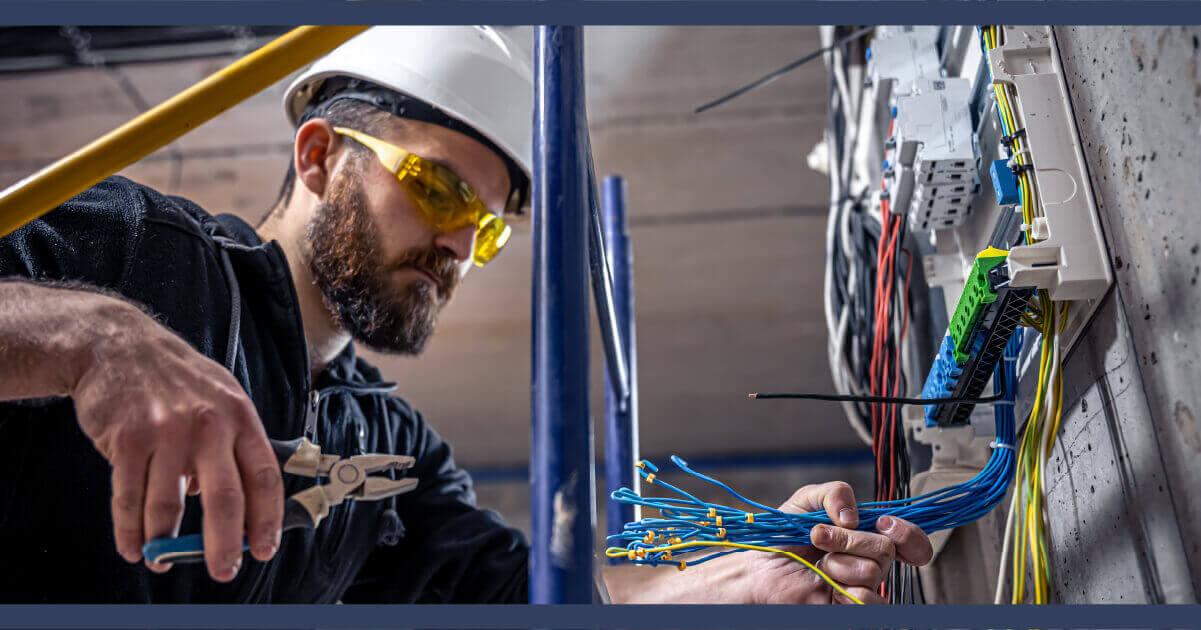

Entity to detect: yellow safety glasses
[333,126,512,266]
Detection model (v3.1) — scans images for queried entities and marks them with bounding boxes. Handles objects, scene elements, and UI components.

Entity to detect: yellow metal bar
[0,25,369,238]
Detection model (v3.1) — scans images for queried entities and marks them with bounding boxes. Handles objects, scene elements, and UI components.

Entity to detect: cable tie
[717,527,727,538]
[1011,163,1035,174]
[645,473,655,484]
[677,561,687,572]
[715,516,723,527]
[707,508,716,518]
[999,128,1027,144]
[745,513,755,523]
[990,440,1015,451]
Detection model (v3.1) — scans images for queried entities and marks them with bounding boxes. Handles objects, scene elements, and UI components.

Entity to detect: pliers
[141,437,418,565]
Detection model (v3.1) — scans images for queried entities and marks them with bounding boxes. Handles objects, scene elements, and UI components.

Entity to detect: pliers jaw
[282,441,419,530]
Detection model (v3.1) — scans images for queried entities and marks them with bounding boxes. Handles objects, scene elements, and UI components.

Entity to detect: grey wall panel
[1055,25,1201,602]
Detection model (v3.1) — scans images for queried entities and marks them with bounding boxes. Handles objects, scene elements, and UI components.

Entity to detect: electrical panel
[820,24,1116,516]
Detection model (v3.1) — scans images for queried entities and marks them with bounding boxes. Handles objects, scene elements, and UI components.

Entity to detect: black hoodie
[0,176,528,603]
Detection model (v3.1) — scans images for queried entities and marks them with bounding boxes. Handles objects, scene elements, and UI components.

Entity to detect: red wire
[887,250,914,501]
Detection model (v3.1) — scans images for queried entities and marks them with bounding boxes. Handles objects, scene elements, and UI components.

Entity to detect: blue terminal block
[921,335,965,426]
[989,158,1020,206]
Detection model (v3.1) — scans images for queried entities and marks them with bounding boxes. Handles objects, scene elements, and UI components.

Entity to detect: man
[0,26,931,603]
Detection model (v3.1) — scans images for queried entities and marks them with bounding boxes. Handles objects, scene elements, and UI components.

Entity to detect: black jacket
[0,176,529,603]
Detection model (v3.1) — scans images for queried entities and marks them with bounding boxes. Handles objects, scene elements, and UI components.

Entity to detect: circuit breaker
[892,78,979,231]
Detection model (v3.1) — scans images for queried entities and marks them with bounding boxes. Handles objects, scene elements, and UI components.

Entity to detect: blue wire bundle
[608,332,1023,569]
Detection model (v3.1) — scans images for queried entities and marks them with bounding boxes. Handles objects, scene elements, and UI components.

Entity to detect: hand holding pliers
[142,437,417,564]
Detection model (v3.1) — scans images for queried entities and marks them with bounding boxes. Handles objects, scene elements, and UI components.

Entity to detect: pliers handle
[142,437,417,565]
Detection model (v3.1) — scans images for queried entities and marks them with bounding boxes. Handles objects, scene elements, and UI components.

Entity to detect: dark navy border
[0,604,1199,628]
[3,1,1201,26]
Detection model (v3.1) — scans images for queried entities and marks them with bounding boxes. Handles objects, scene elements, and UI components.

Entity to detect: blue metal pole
[602,175,639,550]
[588,180,631,410]
[530,25,595,605]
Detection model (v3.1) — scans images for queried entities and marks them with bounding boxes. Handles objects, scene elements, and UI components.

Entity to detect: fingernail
[122,552,141,564]
[839,507,856,527]
[812,524,829,544]
[877,515,895,532]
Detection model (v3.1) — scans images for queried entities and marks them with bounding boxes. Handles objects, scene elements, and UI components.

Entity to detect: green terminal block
[948,247,1009,363]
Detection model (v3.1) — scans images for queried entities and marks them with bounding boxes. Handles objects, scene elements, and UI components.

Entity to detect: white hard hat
[284,26,533,211]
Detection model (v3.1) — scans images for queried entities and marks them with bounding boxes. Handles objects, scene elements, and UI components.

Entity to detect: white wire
[994,483,1019,603]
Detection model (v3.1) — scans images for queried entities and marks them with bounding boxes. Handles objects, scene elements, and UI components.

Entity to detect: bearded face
[305,162,461,355]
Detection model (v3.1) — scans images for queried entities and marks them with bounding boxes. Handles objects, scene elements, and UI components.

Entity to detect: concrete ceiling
[0,26,867,475]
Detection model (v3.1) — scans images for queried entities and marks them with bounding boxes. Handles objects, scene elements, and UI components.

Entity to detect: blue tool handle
[140,498,314,565]
[142,533,250,565]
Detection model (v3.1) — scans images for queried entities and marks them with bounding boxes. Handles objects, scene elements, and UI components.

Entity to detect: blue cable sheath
[608,332,1023,569]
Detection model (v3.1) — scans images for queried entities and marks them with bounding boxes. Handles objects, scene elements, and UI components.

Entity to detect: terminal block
[921,248,1033,427]
[947,247,1008,363]
[932,282,1031,427]
[921,335,965,425]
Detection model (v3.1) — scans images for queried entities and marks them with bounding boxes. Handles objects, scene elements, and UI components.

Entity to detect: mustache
[390,247,460,294]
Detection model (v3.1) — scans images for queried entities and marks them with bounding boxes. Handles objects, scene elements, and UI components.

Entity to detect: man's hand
[604,481,933,604]
[0,281,285,583]
[746,481,933,603]
[65,298,284,581]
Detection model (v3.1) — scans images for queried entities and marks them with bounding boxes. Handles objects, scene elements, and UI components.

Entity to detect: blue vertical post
[602,175,639,550]
[530,25,595,604]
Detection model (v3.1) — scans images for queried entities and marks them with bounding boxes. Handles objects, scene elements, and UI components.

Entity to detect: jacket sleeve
[341,398,530,603]
[0,177,146,288]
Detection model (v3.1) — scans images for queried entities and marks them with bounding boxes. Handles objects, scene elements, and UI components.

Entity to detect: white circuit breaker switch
[895,78,978,176]
[987,26,1113,301]
[895,77,978,231]
[867,33,942,91]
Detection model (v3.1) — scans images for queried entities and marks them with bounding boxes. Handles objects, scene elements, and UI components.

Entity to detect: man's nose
[433,223,476,263]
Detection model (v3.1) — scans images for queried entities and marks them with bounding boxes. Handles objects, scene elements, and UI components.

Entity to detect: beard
[306,168,460,355]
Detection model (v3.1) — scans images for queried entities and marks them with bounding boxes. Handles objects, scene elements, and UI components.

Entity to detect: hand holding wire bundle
[607,332,1021,604]
[606,461,934,604]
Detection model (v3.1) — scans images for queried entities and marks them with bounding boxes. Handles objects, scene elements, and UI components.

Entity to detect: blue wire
[609,332,1024,569]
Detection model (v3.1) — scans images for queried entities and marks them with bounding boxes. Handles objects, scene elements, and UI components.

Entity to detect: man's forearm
[602,557,747,603]
[0,279,139,401]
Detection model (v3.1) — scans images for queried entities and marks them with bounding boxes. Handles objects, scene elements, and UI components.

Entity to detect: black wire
[695,26,875,114]
[748,392,1005,405]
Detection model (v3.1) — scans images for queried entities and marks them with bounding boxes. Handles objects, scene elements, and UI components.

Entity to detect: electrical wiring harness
[979,25,1067,605]
[606,335,1020,605]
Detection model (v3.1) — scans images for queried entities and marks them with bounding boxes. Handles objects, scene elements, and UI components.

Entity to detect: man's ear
[294,118,339,198]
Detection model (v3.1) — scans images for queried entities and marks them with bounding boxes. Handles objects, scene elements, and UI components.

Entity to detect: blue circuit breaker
[989,158,1020,206]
